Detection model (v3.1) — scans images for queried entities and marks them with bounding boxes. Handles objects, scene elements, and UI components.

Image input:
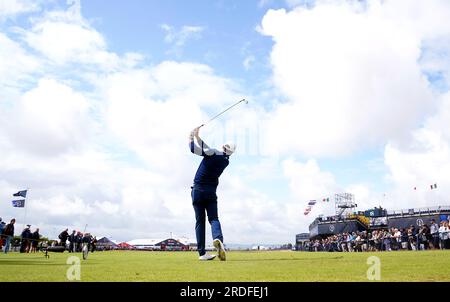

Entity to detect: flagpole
[23,188,29,230]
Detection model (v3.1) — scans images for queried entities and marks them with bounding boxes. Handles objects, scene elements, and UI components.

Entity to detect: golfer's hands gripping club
[189,126,201,141]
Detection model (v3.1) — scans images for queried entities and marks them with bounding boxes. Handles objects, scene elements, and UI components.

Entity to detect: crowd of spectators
[0,216,97,254]
[0,218,40,253]
[302,220,450,252]
[60,228,97,253]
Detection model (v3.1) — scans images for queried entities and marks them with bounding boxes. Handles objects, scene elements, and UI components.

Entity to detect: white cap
[223,142,236,155]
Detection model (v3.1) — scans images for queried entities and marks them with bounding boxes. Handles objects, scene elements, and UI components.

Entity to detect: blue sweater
[190,138,229,191]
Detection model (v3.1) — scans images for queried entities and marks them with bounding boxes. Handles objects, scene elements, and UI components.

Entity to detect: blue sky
[81,0,275,85]
[1,0,450,243]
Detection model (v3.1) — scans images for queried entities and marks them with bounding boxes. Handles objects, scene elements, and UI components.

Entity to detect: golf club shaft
[200,99,246,128]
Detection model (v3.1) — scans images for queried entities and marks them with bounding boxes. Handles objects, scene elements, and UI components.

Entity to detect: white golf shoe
[213,239,226,261]
[198,253,216,261]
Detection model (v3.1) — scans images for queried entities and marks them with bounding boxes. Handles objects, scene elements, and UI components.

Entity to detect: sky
[1,0,450,244]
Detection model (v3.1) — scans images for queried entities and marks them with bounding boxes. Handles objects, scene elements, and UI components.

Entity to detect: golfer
[189,126,235,261]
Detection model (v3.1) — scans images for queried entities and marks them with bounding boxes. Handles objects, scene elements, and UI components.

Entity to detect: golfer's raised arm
[189,127,213,156]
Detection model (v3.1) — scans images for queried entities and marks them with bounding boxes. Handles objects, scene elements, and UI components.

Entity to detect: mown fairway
[1,250,450,282]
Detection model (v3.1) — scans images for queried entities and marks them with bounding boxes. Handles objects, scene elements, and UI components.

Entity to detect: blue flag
[13,190,27,198]
[12,200,26,208]
[308,200,316,206]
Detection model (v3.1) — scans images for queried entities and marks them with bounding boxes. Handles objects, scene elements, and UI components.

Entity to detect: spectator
[393,228,401,251]
[76,231,83,252]
[20,225,32,253]
[68,230,76,253]
[400,229,409,250]
[340,234,348,252]
[374,230,382,251]
[382,230,391,251]
[91,236,97,253]
[0,217,6,250]
[347,233,354,252]
[418,225,430,250]
[82,233,92,251]
[30,228,40,253]
[368,232,375,251]
[408,227,417,251]
[424,225,432,250]
[58,228,69,248]
[439,221,450,249]
[354,233,363,252]
[361,232,368,252]
[3,218,15,254]
[430,219,440,250]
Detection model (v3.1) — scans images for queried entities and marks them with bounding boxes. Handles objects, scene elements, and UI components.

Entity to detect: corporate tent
[96,237,118,250]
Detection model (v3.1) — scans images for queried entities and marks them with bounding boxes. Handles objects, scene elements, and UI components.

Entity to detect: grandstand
[298,193,450,243]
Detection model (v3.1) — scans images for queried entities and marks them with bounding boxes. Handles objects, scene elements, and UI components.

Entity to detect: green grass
[1,250,450,282]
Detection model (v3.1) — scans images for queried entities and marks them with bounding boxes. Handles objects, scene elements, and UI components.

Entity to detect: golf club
[199,99,248,128]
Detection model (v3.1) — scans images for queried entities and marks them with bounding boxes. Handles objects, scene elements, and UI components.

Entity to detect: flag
[308,200,316,206]
[430,184,437,190]
[13,190,27,198]
[12,200,25,208]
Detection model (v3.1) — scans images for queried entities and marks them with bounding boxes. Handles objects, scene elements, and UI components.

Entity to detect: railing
[386,205,450,217]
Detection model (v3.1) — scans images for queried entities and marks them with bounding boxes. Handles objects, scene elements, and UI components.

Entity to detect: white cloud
[3,78,93,157]
[21,0,119,68]
[283,159,339,201]
[161,24,204,55]
[285,0,314,8]
[0,33,40,100]
[383,92,450,210]
[260,0,450,157]
[243,55,255,70]
[0,0,39,19]
[280,158,342,233]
